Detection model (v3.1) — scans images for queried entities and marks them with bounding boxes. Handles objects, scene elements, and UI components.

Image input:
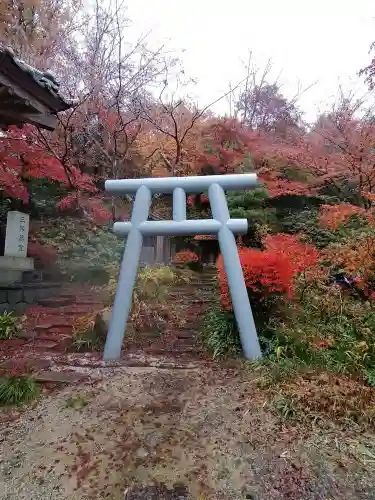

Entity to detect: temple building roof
[0,47,74,131]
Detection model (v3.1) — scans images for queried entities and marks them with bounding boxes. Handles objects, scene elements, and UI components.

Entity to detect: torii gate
[103,174,263,361]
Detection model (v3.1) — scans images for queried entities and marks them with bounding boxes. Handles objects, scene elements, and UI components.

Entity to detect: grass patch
[276,373,375,429]
[270,393,301,422]
[71,328,105,352]
[203,282,375,428]
[71,312,105,352]
[0,375,39,406]
[262,285,375,387]
[0,311,19,340]
[200,309,241,359]
[65,394,90,410]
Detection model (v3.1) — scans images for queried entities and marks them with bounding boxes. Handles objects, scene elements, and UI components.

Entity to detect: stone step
[173,337,197,344]
[189,280,217,286]
[15,330,37,340]
[57,296,102,304]
[175,327,199,335]
[35,332,73,341]
[170,286,215,293]
[36,297,76,307]
[144,347,200,355]
[35,322,73,330]
[178,298,216,305]
[36,306,100,315]
[30,340,62,350]
[34,370,87,384]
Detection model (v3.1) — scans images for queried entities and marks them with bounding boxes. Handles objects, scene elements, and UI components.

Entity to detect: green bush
[37,217,123,283]
[0,312,18,340]
[262,283,375,385]
[106,264,177,306]
[200,309,241,359]
[0,375,39,406]
[105,264,189,335]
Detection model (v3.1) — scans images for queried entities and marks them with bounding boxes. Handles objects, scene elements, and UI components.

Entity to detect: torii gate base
[103,174,263,361]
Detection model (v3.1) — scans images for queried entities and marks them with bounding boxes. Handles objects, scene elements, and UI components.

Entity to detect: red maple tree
[0,125,96,204]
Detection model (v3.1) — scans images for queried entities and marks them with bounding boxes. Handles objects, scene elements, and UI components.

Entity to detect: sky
[124,0,375,123]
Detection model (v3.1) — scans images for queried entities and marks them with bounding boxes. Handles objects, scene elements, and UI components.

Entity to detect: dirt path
[1,361,374,500]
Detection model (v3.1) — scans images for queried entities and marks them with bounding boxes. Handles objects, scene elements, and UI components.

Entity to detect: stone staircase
[0,284,104,362]
[140,266,218,359]
[0,267,219,377]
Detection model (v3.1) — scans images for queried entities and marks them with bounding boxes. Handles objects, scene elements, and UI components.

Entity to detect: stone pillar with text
[0,211,34,285]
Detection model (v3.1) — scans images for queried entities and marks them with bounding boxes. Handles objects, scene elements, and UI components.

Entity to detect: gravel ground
[1,362,375,500]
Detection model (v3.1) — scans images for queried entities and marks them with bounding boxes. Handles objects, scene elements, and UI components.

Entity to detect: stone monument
[0,211,34,285]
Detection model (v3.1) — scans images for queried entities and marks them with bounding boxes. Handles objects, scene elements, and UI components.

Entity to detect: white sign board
[4,211,30,258]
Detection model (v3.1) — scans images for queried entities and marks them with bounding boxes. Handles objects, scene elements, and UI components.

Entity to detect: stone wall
[0,282,61,314]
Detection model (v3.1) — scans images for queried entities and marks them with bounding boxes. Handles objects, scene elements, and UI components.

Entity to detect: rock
[35,371,86,384]
[94,308,112,341]
[15,330,37,340]
[135,447,149,459]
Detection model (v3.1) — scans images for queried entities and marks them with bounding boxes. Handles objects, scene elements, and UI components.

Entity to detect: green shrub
[106,264,177,306]
[364,369,375,389]
[0,312,18,340]
[200,309,241,359]
[279,208,339,248]
[36,217,124,283]
[0,375,39,406]
[262,283,375,384]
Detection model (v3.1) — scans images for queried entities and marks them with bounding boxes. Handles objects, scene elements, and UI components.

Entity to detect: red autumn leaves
[217,234,319,310]
[172,250,199,264]
[0,125,97,204]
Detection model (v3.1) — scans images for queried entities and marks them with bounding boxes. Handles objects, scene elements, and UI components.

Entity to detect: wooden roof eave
[0,47,75,131]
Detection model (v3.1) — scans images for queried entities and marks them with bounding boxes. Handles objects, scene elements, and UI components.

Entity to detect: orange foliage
[193,118,265,175]
[172,250,199,264]
[262,233,319,273]
[217,248,295,310]
[267,109,375,197]
[318,202,375,293]
[217,235,321,310]
[194,234,216,241]
[321,238,375,284]
[319,204,371,230]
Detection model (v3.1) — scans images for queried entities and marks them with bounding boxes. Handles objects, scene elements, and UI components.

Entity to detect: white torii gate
[103,174,262,361]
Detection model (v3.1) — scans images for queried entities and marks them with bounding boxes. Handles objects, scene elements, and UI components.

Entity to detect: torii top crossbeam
[105,173,257,194]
